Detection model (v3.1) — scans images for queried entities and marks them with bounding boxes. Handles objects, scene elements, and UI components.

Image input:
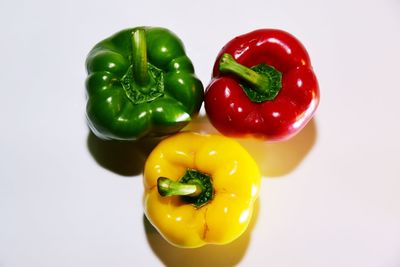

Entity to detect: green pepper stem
[219,53,271,94]
[131,28,149,86]
[157,177,202,197]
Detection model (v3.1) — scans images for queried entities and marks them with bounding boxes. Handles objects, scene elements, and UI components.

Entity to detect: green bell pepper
[85,27,204,140]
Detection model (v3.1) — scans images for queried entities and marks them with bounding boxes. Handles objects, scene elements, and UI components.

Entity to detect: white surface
[1,0,400,266]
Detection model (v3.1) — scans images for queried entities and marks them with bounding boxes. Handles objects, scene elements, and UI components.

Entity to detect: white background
[1,0,400,266]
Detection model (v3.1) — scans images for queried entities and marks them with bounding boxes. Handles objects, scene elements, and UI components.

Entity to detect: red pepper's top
[205,29,319,141]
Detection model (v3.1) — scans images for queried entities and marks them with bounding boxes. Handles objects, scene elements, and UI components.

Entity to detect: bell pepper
[143,132,261,248]
[204,29,319,142]
[85,27,204,140]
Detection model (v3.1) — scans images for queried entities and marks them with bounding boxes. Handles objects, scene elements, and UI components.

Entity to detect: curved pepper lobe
[213,29,312,76]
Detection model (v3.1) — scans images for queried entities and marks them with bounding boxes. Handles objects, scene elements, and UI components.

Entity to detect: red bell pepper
[204,29,319,141]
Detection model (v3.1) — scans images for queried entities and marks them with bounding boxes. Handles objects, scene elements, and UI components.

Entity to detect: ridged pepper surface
[205,29,319,141]
[86,27,203,140]
[143,132,261,248]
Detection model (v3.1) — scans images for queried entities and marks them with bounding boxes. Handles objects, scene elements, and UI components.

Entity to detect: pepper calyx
[121,64,164,104]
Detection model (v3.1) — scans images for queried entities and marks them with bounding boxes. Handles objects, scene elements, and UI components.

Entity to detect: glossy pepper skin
[205,29,319,142]
[143,132,261,248]
[85,27,203,140]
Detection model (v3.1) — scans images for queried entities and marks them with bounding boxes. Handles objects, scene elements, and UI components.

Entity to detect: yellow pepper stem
[157,177,202,197]
[157,169,214,208]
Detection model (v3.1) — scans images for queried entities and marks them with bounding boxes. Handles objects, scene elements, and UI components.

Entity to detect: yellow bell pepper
[143,132,261,248]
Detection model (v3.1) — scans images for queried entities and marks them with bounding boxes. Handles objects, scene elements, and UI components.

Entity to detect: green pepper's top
[85,27,204,140]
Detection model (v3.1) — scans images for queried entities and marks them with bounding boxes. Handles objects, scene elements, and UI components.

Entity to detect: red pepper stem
[131,28,149,86]
[219,53,271,94]
[157,177,202,197]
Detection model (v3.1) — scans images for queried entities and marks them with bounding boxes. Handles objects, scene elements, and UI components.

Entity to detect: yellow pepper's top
[143,132,261,248]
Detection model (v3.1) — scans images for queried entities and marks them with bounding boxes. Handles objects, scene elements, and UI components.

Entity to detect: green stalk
[131,28,149,86]
[157,170,214,208]
[219,53,271,94]
[157,177,202,197]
